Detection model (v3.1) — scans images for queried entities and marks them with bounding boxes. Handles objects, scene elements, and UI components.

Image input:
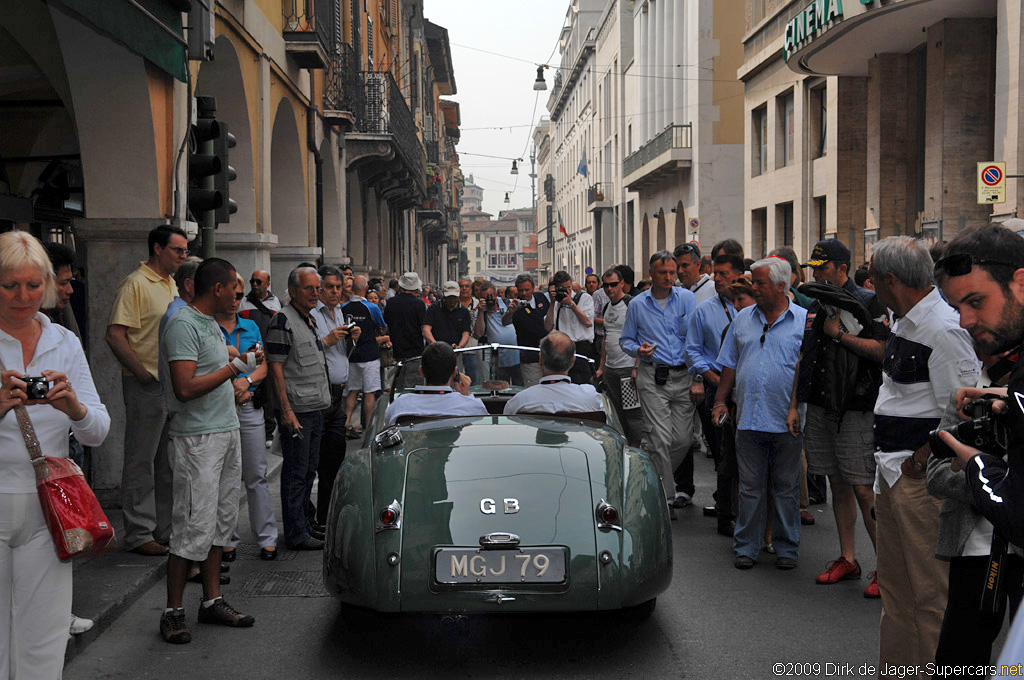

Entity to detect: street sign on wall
[977,162,1006,204]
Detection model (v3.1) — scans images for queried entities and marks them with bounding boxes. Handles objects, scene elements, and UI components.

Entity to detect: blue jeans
[460,352,479,384]
[734,430,803,560]
[277,409,324,547]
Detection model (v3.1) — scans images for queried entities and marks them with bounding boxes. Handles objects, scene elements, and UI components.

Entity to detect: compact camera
[486,293,497,310]
[554,286,569,303]
[928,397,1008,459]
[23,376,50,400]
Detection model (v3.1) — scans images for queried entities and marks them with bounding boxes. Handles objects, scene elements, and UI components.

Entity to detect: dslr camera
[929,397,1008,459]
[554,286,569,303]
[22,376,50,400]
[486,293,497,310]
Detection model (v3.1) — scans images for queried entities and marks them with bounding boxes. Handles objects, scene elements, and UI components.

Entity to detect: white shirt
[602,298,634,370]
[503,375,603,414]
[590,287,609,337]
[384,385,489,425]
[312,300,350,386]
[239,292,282,313]
[690,275,715,304]
[551,292,595,342]
[0,314,111,493]
[873,287,980,493]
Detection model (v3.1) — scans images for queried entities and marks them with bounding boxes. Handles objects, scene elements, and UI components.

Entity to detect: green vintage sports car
[322,344,672,618]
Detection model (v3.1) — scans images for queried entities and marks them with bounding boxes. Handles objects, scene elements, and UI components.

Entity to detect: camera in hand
[486,293,496,310]
[928,398,1008,459]
[23,376,49,400]
[554,286,569,303]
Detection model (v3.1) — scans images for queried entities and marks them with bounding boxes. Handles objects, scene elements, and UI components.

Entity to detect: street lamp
[533,65,547,91]
[510,160,519,175]
[504,192,511,205]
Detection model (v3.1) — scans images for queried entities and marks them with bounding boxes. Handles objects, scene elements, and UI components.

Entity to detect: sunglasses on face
[250,279,265,286]
[933,253,1019,278]
[602,280,621,289]
[234,292,244,300]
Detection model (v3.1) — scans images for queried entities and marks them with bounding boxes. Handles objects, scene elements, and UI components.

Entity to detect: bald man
[240,270,282,314]
[503,331,602,415]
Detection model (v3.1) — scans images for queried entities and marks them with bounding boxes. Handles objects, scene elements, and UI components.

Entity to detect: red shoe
[815,556,861,584]
[863,571,880,598]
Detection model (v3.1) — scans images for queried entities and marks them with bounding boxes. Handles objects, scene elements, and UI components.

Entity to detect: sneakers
[816,556,862,584]
[70,615,94,635]
[197,598,255,627]
[670,492,692,509]
[160,609,191,644]
[863,571,880,598]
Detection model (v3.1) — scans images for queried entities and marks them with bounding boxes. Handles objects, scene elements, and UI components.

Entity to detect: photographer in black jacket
[933,223,1024,668]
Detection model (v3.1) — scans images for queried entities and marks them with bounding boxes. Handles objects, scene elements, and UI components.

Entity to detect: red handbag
[14,402,116,561]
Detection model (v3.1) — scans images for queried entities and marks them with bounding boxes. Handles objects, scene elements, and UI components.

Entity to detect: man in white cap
[423,281,471,350]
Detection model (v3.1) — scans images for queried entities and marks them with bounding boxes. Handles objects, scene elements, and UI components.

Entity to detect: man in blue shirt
[473,282,520,384]
[686,253,745,535]
[713,257,807,571]
[620,250,698,513]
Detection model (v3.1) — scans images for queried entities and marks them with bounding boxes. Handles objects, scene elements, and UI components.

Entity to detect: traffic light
[187,95,236,226]
[213,122,237,225]
[188,96,222,219]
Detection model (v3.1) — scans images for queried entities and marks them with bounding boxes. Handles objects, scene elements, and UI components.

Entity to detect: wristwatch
[910,456,926,473]
[693,374,704,383]
[833,330,844,344]
[245,376,253,386]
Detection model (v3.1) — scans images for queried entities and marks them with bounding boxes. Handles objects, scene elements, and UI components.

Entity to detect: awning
[53,0,187,82]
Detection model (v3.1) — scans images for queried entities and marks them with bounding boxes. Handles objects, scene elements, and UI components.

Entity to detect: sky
[423,1,570,217]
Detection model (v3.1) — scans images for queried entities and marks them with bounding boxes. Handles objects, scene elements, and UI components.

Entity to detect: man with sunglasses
[107,225,189,557]
[867,236,980,672]
[239,270,281,315]
[597,267,641,446]
[930,223,1024,670]
[676,243,715,304]
[712,257,807,570]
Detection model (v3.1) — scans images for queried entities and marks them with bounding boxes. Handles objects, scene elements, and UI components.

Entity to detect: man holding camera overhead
[544,270,595,385]
[867,236,980,672]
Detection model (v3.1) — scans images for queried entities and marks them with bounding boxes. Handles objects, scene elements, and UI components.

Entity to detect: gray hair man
[868,236,980,671]
[713,257,807,571]
[503,332,602,414]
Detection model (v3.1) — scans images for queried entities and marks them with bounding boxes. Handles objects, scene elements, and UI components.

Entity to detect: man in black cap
[786,239,890,596]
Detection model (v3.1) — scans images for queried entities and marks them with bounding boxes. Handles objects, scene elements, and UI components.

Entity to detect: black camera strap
[980,531,1008,614]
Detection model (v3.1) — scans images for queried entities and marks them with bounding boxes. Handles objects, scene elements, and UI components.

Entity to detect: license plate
[434,547,567,584]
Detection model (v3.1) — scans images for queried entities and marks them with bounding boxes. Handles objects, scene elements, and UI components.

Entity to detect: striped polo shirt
[873,287,981,491]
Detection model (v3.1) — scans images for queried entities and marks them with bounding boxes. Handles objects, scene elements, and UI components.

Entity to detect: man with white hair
[713,257,807,571]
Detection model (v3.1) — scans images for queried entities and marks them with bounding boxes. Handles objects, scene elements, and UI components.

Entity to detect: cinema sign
[783,0,845,62]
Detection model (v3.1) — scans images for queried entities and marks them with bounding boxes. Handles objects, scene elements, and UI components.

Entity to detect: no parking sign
[977,162,1006,204]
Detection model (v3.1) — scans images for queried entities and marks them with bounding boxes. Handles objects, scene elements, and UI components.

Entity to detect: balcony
[587,183,612,212]
[323,44,357,128]
[344,70,426,208]
[623,124,693,192]
[282,0,331,69]
[426,140,439,164]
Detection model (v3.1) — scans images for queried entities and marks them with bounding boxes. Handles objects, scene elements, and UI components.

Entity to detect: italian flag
[558,209,568,238]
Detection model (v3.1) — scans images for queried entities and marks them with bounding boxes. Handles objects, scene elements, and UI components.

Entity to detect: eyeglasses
[234,292,244,301]
[168,247,189,256]
[602,280,621,289]
[250,278,265,286]
[760,322,773,346]
[933,253,1019,278]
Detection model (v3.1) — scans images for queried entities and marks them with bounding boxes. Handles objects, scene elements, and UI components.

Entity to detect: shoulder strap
[247,291,274,318]
[0,354,45,466]
[573,291,584,305]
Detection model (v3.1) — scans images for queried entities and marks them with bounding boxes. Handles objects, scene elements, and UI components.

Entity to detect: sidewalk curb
[65,451,284,664]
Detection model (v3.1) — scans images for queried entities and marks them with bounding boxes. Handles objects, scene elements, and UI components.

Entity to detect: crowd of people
[4,219,1024,674]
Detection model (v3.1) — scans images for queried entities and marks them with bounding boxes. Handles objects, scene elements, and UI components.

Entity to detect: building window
[776,202,794,247]
[776,92,794,168]
[499,236,505,251]
[753,106,768,177]
[816,196,827,241]
[752,0,766,25]
[476,247,481,258]
[509,236,516,250]
[476,233,480,242]
[490,236,496,250]
[752,208,768,259]
[489,255,497,267]
[810,85,827,158]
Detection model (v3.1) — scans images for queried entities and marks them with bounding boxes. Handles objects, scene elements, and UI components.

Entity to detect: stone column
[652,0,664,134]
[835,77,869,264]
[923,18,996,236]
[865,53,913,240]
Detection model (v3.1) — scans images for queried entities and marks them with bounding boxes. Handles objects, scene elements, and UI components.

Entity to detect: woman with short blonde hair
[0,231,110,677]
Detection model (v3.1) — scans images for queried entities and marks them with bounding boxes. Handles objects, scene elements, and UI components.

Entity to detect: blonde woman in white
[0,231,109,679]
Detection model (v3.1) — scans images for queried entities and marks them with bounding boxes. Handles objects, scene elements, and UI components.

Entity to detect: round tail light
[596,500,619,525]
[380,507,399,526]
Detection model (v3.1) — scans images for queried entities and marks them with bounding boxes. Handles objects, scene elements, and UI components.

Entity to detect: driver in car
[504,331,603,415]
[384,342,488,425]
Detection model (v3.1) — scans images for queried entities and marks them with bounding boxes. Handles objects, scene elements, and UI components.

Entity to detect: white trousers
[230,402,279,549]
[0,492,71,680]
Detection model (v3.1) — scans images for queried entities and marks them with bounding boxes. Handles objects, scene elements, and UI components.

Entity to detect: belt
[643,361,688,370]
[329,384,346,400]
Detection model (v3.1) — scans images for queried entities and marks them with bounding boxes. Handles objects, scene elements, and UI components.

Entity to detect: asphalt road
[65,453,891,680]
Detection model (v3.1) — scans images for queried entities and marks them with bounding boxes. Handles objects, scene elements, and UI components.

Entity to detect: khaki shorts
[349,359,382,393]
[803,404,876,486]
[168,430,242,562]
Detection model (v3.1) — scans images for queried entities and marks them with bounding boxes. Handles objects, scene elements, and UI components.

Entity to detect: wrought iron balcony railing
[350,70,424,185]
[282,0,332,69]
[624,124,692,177]
[325,43,358,116]
[426,140,439,164]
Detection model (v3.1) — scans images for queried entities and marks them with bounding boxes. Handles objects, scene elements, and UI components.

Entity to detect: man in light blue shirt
[473,282,521,384]
[620,250,698,510]
[685,253,745,535]
[713,257,807,571]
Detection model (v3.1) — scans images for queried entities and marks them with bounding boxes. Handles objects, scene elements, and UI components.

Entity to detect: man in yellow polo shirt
[105,225,188,555]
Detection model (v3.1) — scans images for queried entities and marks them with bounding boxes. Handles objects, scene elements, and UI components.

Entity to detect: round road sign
[585,266,594,275]
[982,165,1003,186]
[689,218,700,230]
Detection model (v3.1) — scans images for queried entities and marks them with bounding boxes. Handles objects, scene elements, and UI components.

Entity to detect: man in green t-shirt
[158,258,264,645]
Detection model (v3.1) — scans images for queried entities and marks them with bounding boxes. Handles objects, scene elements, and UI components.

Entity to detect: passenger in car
[384,341,488,425]
[503,331,603,415]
